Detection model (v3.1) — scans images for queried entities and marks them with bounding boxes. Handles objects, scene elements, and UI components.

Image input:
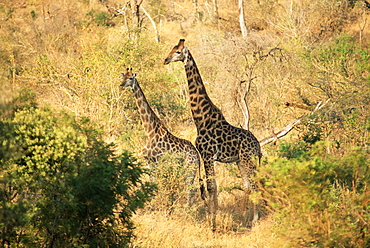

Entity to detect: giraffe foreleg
[203,158,218,231]
[185,158,198,206]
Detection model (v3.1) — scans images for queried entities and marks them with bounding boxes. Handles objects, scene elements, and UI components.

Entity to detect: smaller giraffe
[120,68,201,205]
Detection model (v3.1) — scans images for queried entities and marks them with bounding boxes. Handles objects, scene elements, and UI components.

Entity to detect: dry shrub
[145,153,199,215]
[264,0,356,42]
[140,154,266,234]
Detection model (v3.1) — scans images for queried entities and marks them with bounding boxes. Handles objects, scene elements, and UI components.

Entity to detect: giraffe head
[164,39,190,66]
[120,68,137,88]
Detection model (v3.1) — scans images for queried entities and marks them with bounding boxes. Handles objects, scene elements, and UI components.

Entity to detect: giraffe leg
[203,158,218,231]
[236,158,259,227]
[185,161,198,206]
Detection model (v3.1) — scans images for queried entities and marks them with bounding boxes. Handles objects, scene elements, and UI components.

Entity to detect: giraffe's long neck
[132,82,167,137]
[185,51,224,128]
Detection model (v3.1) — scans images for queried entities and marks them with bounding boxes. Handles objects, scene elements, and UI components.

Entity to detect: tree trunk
[193,0,201,21]
[237,80,251,130]
[212,0,219,24]
[238,0,247,37]
[130,0,142,28]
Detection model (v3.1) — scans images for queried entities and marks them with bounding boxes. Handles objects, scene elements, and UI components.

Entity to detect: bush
[0,96,156,247]
[299,35,370,148]
[258,141,370,247]
[147,153,198,214]
[277,140,310,159]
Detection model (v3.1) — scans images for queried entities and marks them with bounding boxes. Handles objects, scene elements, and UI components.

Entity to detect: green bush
[277,140,309,159]
[258,141,370,247]
[306,35,370,79]
[0,95,156,247]
[86,10,113,27]
[300,35,370,147]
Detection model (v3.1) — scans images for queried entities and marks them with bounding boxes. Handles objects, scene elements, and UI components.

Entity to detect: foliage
[147,153,197,214]
[258,141,370,247]
[277,140,309,159]
[0,92,156,247]
[300,35,370,148]
[304,35,370,85]
[87,10,114,27]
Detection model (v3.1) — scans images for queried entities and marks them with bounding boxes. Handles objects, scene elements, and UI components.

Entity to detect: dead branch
[237,80,251,130]
[259,99,330,147]
[141,6,160,43]
[238,47,285,130]
[259,119,301,147]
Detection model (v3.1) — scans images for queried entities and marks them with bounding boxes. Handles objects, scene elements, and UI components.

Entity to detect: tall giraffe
[120,68,201,205]
[164,40,262,230]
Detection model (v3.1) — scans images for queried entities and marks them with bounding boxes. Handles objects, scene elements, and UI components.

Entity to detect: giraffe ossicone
[120,68,201,205]
[165,40,262,230]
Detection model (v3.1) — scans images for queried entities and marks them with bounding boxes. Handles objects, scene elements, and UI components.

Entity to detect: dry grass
[131,158,285,248]
[131,210,279,248]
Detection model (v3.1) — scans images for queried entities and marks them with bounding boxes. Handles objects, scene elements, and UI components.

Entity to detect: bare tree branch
[238,47,284,130]
[237,80,251,130]
[259,99,330,147]
[259,119,301,147]
[141,6,160,43]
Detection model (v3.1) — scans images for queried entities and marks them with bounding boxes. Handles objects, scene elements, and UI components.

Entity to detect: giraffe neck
[131,82,167,137]
[184,51,224,127]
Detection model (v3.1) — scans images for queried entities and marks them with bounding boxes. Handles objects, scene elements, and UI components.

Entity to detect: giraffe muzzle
[164,58,171,65]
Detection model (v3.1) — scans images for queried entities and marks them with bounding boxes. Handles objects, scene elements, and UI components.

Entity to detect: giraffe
[164,39,262,230]
[120,68,201,205]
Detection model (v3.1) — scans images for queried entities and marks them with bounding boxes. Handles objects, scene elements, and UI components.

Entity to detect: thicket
[258,141,370,247]
[254,33,370,247]
[0,87,156,247]
[296,34,370,148]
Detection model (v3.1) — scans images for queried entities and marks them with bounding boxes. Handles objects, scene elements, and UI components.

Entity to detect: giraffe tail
[199,178,206,200]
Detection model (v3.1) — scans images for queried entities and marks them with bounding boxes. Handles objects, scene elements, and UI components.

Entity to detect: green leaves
[0,100,155,247]
[258,141,370,247]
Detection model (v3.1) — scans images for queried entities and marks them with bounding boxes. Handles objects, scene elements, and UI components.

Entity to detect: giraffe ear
[120,73,125,78]
[133,73,137,78]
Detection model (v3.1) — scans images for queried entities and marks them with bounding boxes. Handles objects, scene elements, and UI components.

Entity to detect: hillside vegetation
[1,0,369,247]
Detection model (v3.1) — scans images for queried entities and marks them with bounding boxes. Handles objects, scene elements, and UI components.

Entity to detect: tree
[0,89,156,247]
